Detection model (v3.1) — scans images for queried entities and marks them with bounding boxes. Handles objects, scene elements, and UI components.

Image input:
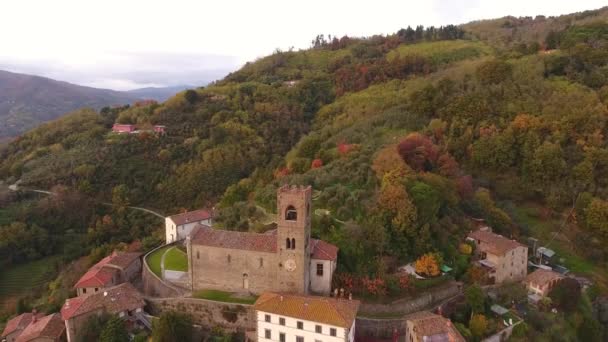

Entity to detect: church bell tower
[276,185,312,294]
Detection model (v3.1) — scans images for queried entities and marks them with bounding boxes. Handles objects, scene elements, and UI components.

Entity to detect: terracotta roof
[169,209,213,225]
[468,230,526,255]
[1,312,44,338]
[61,283,145,320]
[74,252,141,289]
[254,292,360,329]
[525,269,564,287]
[15,313,65,342]
[108,252,141,269]
[191,225,277,253]
[405,311,465,342]
[311,239,339,261]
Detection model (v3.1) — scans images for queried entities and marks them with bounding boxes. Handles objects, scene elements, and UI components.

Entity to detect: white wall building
[309,239,338,295]
[165,209,213,244]
[254,292,360,342]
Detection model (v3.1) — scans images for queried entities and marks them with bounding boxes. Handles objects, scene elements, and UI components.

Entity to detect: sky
[0,0,605,90]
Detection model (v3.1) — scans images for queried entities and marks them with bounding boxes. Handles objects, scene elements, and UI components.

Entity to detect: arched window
[285,205,297,221]
[286,238,291,249]
[292,238,296,249]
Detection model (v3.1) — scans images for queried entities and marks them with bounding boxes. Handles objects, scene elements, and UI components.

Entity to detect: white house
[309,239,338,295]
[253,292,360,342]
[165,209,213,244]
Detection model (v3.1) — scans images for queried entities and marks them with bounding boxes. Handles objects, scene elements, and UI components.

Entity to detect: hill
[0,70,140,140]
[126,85,194,102]
[2,7,608,340]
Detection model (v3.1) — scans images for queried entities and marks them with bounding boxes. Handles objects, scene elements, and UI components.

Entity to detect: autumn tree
[152,311,193,342]
[469,314,488,339]
[415,253,440,277]
[549,278,581,312]
[397,133,438,172]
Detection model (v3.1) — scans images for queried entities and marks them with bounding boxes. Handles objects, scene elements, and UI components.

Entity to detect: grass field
[193,290,258,305]
[146,245,170,277]
[0,257,60,308]
[164,247,188,272]
[386,40,491,64]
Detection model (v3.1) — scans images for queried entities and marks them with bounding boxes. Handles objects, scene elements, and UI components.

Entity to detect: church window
[227,254,231,263]
[259,258,264,267]
[317,263,324,276]
[286,238,291,249]
[197,251,200,259]
[286,205,297,221]
[292,238,296,249]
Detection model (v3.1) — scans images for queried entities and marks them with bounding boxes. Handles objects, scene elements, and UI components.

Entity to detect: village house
[404,311,465,342]
[111,124,135,133]
[165,208,213,244]
[467,229,528,284]
[1,311,65,342]
[253,292,360,342]
[525,268,564,297]
[61,283,146,342]
[186,185,339,295]
[73,251,141,297]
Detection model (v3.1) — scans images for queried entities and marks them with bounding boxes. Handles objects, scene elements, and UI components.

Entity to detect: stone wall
[146,297,256,331]
[355,317,407,340]
[142,243,187,297]
[359,281,462,316]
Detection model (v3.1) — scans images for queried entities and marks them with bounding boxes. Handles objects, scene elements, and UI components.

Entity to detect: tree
[397,133,438,172]
[415,253,440,277]
[184,89,198,104]
[152,311,193,342]
[585,198,608,238]
[476,60,512,85]
[549,278,581,312]
[100,316,129,342]
[465,285,485,315]
[469,314,488,339]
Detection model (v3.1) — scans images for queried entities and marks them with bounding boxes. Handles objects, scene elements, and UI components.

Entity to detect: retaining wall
[142,243,188,297]
[146,297,255,331]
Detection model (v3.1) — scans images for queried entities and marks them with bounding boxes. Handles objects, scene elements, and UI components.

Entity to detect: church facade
[185,185,338,295]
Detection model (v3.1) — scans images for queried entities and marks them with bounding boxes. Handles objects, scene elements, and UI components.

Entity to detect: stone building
[404,311,465,342]
[254,292,360,342]
[186,185,338,295]
[165,208,213,244]
[467,229,528,284]
[525,268,564,297]
[61,283,146,342]
[73,251,141,297]
[1,311,65,342]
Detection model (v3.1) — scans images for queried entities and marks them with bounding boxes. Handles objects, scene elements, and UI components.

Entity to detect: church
[185,185,338,295]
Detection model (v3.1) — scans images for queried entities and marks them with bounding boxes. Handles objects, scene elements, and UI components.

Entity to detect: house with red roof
[165,208,213,244]
[73,251,141,297]
[1,311,65,342]
[186,185,339,296]
[61,283,145,342]
[111,124,135,133]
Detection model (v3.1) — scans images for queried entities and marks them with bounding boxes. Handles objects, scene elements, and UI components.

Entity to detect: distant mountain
[0,70,140,140]
[126,85,195,102]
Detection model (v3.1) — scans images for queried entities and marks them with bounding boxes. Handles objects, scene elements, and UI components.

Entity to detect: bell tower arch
[276,185,311,294]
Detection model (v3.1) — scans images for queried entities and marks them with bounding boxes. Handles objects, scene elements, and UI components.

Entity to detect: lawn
[193,290,258,305]
[164,247,188,272]
[146,245,171,277]
[0,257,60,308]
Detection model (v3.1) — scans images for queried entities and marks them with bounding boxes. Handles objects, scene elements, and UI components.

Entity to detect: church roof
[15,313,65,342]
[168,209,213,225]
[254,292,360,328]
[191,225,277,253]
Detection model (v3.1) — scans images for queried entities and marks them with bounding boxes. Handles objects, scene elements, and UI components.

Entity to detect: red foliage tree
[437,153,459,177]
[311,159,323,169]
[397,133,438,172]
[456,175,474,199]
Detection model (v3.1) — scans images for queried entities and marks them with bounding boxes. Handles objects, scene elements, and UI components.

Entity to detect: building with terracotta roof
[254,292,360,342]
[165,208,213,243]
[467,229,528,284]
[186,185,339,295]
[14,313,65,342]
[73,251,141,297]
[1,312,44,342]
[404,311,465,342]
[525,269,564,297]
[61,283,145,342]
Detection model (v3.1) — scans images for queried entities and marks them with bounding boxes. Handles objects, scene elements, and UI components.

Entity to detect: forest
[2,6,608,341]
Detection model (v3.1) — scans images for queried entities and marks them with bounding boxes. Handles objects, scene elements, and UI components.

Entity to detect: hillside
[126,85,194,102]
[2,6,608,340]
[0,70,141,140]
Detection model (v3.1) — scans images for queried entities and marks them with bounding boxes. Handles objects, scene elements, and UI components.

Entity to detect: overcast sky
[0,0,605,90]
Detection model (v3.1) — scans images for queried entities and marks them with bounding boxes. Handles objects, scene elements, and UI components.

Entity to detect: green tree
[549,278,581,312]
[100,316,129,342]
[152,311,193,342]
[469,314,488,340]
[465,285,485,315]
